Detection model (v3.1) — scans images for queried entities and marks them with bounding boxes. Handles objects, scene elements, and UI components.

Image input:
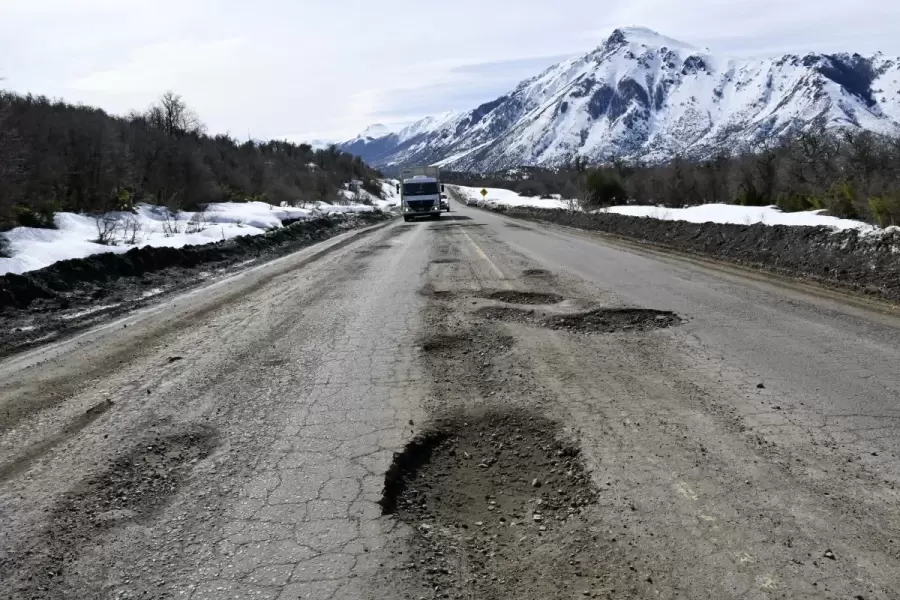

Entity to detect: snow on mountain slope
[340,27,900,170]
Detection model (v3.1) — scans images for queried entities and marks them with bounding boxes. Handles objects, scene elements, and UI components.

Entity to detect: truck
[396,167,445,222]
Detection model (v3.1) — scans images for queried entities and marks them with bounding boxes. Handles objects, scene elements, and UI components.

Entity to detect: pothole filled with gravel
[546,308,682,333]
[480,290,564,305]
[522,268,552,278]
[6,426,219,598]
[380,410,600,599]
[477,305,682,333]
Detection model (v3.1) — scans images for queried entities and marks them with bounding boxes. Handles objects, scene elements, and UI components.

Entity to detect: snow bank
[455,185,883,232]
[336,179,401,211]
[454,185,570,210]
[601,204,878,232]
[0,200,377,276]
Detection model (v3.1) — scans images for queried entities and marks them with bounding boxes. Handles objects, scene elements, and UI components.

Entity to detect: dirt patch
[380,410,601,599]
[481,290,564,305]
[547,308,682,333]
[477,305,682,333]
[2,425,218,598]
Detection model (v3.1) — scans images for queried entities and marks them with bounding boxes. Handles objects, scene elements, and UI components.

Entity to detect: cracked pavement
[2,201,900,599]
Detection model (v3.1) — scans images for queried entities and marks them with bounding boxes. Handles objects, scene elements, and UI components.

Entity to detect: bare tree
[146,91,206,137]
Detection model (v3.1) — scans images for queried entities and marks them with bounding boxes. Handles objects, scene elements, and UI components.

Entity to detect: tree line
[0,90,383,232]
[444,130,900,226]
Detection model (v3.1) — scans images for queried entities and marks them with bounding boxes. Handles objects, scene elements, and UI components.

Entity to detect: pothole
[547,308,681,333]
[419,285,456,300]
[477,306,682,333]
[420,332,513,356]
[430,258,460,264]
[481,290,564,305]
[522,268,552,278]
[7,426,218,598]
[380,410,598,598]
[476,305,537,324]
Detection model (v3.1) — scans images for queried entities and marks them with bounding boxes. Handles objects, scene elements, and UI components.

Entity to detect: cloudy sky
[2,0,899,143]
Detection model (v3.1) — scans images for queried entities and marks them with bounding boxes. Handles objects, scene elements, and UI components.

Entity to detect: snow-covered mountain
[340,27,900,170]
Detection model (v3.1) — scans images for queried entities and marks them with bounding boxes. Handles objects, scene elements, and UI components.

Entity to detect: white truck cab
[397,167,445,221]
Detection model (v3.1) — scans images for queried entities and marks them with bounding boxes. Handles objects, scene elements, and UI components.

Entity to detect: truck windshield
[403,182,439,196]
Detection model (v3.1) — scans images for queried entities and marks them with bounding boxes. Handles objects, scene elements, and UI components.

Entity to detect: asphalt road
[2,198,899,599]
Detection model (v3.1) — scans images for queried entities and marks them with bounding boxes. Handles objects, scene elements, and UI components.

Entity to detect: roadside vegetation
[443,130,900,226]
[0,90,384,232]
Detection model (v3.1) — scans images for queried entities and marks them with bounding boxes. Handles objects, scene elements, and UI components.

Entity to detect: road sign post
[480,188,488,198]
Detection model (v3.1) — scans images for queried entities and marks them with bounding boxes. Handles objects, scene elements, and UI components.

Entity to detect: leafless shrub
[122,215,144,245]
[94,214,122,245]
[186,206,211,234]
[160,208,181,237]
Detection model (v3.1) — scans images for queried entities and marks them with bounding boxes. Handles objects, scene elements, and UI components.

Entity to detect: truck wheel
[403,216,410,222]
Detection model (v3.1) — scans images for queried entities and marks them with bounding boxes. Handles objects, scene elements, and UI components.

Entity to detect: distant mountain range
[338,27,900,171]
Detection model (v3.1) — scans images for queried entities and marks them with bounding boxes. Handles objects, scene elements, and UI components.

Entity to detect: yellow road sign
[480,188,488,197]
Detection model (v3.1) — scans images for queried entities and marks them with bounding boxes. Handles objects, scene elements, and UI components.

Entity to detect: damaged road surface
[2,204,900,600]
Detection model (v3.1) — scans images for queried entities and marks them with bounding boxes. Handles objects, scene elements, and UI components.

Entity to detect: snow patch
[59,304,122,320]
[454,185,571,210]
[601,203,879,231]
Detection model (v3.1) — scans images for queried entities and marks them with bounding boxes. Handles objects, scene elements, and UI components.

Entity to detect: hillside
[340,27,900,170]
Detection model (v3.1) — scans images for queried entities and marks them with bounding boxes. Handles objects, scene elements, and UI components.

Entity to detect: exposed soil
[0,212,391,357]
[2,425,218,599]
[480,290,564,305]
[381,410,603,599]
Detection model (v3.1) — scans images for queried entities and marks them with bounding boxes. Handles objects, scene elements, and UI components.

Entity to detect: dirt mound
[547,308,681,333]
[482,290,564,305]
[381,410,600,599]
[3,425,218,598]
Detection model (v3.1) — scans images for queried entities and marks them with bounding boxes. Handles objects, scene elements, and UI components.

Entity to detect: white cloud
[2,0,899,143]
